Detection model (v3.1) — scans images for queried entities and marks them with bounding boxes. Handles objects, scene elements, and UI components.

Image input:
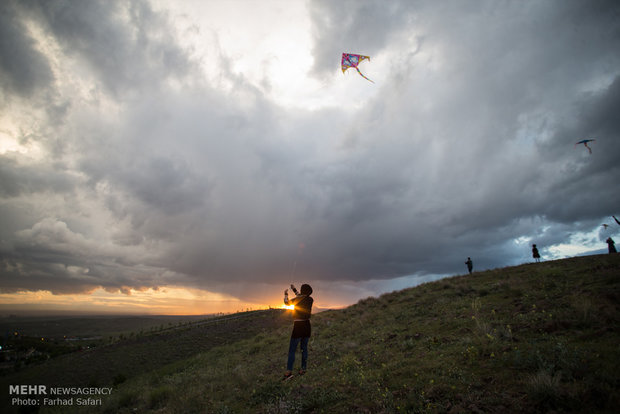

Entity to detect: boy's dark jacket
[290,295,313,320]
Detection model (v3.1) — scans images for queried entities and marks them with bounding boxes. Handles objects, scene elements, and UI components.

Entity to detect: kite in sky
[575,139,595,154]
[342,53,374,83]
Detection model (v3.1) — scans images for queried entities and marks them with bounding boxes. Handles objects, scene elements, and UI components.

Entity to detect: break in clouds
[0,0,619,304]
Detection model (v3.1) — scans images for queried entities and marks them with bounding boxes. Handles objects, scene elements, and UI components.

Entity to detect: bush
[301,387,342,412]
[526,370,564,409]
[115,390,139,409]
[113,373,127,386]
[250,381,287,406]
[148,385,173,409]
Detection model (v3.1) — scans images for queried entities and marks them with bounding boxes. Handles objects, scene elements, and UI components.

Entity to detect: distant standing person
[465,257,473,274]
[607,237,617,254]
[532,244,541,262]
[283,283,313,380]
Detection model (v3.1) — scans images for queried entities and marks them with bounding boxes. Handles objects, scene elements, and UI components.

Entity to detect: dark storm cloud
[0,0,201,295]
[0,1,54,98]
[19,0,193,96]
[534,75,620,224]
[0,0,619,304]
[0,156,76,197]
[302,0,620,274]
[1,215,187,295]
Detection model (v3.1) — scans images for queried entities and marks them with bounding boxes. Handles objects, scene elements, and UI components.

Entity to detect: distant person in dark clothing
[283,283,313,379]
[532,244,541,262]
[607,237,617,254]
[465,257,473,274]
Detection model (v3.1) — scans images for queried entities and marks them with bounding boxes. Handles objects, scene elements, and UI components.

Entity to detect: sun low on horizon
[0,286,344,316]
[0,287,268,316]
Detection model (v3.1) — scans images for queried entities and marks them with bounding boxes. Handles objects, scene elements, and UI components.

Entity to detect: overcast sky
[1,0,619,314]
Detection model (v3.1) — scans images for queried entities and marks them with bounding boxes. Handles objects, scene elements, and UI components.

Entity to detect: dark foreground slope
[0,310,290,412]
[5,254,620,413]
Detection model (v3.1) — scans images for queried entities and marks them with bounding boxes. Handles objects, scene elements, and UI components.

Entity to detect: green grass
[0,310,290,410]
[4,254,620,413]
[0,315,208,339]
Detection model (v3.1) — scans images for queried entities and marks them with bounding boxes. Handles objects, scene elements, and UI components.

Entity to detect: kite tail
[355,67,374,83]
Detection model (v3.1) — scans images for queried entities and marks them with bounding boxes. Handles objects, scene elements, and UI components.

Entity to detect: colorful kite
[575,139,595,154]
[341,53,374,83]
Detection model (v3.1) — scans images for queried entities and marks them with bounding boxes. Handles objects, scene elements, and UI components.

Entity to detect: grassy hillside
[0,315,211,339]
[0,311,290,411]
[6,254,620,413]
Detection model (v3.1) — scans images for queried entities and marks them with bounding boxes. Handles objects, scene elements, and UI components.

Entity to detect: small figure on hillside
[465,257,473,274]
[606,237,617,254]
[283,283,313,380]
[532,244,541,263]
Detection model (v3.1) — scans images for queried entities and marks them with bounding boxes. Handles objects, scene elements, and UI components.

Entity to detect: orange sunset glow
[0,284,348,316]
[0,287,274,315]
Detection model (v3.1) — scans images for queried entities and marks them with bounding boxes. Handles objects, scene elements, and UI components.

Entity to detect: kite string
[289,243,304,286]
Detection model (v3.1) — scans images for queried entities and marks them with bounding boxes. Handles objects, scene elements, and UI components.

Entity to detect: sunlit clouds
[0,287,266,315]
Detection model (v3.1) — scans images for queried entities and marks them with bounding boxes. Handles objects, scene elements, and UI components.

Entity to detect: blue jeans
[287,337,309,371]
